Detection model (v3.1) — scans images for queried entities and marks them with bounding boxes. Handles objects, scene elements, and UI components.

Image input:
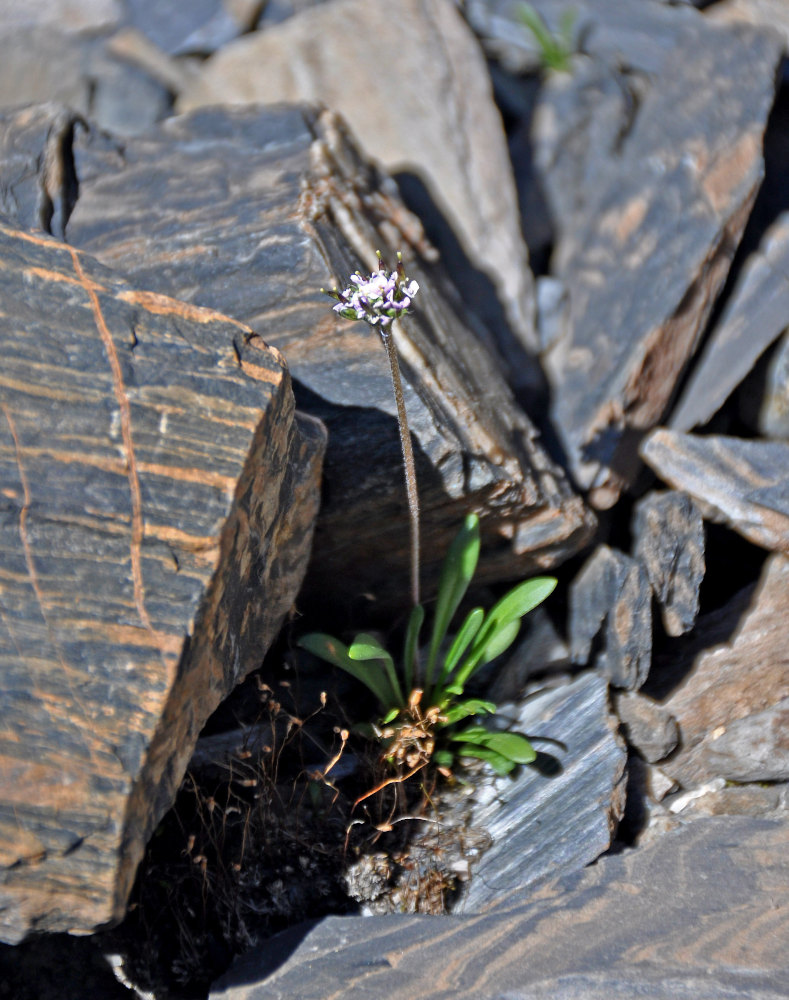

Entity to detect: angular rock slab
[210,815,789,999]
[670,212,789,432]
[641,429,789,555]
[61,103,594,613]
[569,544,652,689]
[633,489,705,636]
[659,554,789,788]
[538,18,781,507]
[0,224,325,942]
[177,0,538,362]
[459,671,626,911]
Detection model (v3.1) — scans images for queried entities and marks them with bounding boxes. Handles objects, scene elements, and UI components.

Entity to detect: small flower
[323,251,419,328]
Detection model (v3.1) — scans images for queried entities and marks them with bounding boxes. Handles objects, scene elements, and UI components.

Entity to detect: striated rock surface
[641,429,789,556]
[210,815,789,999]
[459,672,626,911]
[176,0,538,366]
[52,102,593,615]
[0,223,325,942]
[534,14,781,506]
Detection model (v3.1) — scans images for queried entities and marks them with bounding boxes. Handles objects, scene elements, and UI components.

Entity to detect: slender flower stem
[380,320,420,609]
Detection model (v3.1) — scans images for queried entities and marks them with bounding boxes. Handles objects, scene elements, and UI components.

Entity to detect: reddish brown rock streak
[0,225,325,941]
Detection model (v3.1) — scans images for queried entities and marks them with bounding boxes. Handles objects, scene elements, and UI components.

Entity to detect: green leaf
[433,749,454,769]
[451,576,557,690]
[441,699,497,725]
[381,707,399,725]
[451,726,536,764]
[437,606,484,693]
[298,632,397,709]
[454,743,515,776]
[403,603,424,692]
[425,514,480,689]
[485,577,558,628]
[477,619,521,666]
[349,633,404,708]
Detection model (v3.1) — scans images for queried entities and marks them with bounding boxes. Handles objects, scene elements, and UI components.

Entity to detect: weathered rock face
[209,815,789,999]
[641,430,789,556]
[657,554,789,788]
[176,0,539,369]
[531,9,781,507]
[53,102,593,615]
[459,672,626,912]
[0,223,325,942]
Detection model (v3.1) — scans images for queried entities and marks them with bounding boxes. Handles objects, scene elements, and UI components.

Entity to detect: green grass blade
[437,606,484,693]
[425,514,480,689]
[298,632,396,709]
[349,633,404,708]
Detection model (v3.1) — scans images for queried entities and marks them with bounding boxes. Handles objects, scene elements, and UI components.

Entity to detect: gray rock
[209,816,789,999]
[659,554,789,788]
[670,212,789,432]
[569,544,652,689]
[176,0,539,368]
[59,103,595,615]
[632,489,705,636]
[640,429,789,556]
[459,672,626,911]
[614,690,678,763]
[537,18,781,507]
[0,226,325,943]
[701,697,789,782]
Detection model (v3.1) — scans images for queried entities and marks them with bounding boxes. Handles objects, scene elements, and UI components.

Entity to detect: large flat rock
[0,223,325,942]
[176,0,538,366]
[210,815,789,999]
[53,102,593,614]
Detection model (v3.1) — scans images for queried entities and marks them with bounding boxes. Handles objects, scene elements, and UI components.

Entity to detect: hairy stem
[380,321,420,609]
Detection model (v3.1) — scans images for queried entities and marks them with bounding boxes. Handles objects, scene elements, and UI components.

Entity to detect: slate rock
[569,544,652,689]
[209,815,789,999]
[0,26,171,136]
[466,0,701,77]
[176,0,539,367]
[614,690,678,763]
[459,671,626,911]
[57,103,594,614]
[658,554,789,788]
[641,429,789,556]
[0,223,325,942]
[670,212,789,432]
[0,0,123,34]
[537,17,781,506]
[632,489,705,636]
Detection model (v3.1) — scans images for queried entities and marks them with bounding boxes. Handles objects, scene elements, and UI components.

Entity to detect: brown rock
[640,429,789,556]
[176,0,539,366]
[659,554,789,788]
[614,690,679,763]
[632,490,705,636]
[0,223,325,942]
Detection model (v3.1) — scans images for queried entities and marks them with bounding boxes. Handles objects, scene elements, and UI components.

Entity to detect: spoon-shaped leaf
[299,633,397,709]
[425,514,480,689]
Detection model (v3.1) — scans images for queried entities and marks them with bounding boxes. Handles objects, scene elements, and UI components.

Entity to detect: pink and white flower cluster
[327,253,419,328]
